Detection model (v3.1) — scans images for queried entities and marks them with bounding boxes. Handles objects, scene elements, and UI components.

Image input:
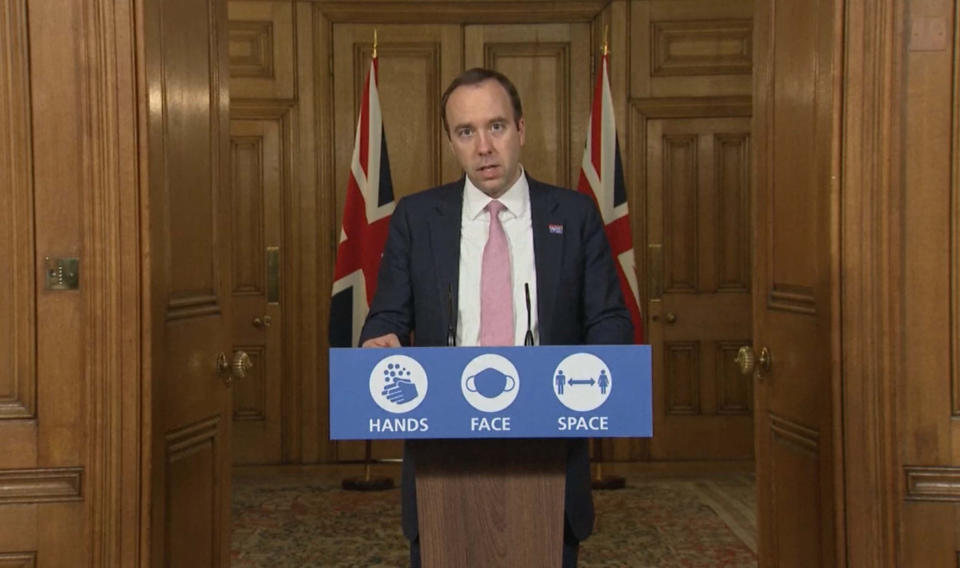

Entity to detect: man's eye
[457,128,473,138]
[490,122,505,132]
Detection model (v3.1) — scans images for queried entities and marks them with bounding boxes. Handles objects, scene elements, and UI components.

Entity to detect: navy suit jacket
[359,175,633,541]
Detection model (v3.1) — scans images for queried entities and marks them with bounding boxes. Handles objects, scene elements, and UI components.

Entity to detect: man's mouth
[478,164,499,176]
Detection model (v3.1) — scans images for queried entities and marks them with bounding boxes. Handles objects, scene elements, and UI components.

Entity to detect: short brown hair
[440,68,524,137]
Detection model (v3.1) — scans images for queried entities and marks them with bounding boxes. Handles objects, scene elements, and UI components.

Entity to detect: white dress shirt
[457,171,539,346]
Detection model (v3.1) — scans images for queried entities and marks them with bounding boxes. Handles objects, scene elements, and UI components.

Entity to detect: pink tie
[480,200,513,346]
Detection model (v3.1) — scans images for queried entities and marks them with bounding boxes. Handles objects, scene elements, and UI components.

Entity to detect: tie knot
[486,200,505,216]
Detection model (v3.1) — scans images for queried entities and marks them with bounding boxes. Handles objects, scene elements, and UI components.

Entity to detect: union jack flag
[330,54,395,348]
[577,52,645,343]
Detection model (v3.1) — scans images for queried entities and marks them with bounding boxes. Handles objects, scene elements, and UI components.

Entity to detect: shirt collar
[464,168,529,220]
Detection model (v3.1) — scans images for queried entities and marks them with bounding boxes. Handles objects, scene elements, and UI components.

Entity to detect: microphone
[447,283,457,347]
[524,283,535,346]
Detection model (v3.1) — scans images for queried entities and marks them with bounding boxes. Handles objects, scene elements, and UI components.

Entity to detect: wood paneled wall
[226,0,755,465]
[2,0,955,563]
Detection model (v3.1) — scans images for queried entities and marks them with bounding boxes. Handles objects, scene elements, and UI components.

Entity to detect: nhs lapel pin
[548,223,564,235]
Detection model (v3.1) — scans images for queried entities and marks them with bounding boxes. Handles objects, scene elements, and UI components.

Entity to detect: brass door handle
[216,351,253,386]
[253,315,272,328]
[664,312,677,324]
[232,350,253,379]
[735,346,772,376]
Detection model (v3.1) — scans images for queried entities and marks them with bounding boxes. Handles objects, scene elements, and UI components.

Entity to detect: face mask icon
[465,367,516,399]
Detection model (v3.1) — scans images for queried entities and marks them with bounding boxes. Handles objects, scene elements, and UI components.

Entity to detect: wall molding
[651,19,753,77]
[314,1,607,24]
[228,20,275,79]
[83,0,143,565]
[768,284,817,315]
[0,552,36,568]
[951,0,960,417]
[231,98,297,116]
[839,0,904,564]
[0,467,83,504]
[631,96,751,119]
[905,466,960,502]
[769,412,819,453]
[0,0,36,421]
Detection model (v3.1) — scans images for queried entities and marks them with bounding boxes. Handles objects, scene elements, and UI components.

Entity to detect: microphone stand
[590,439,626,490]
[342,441,395,491]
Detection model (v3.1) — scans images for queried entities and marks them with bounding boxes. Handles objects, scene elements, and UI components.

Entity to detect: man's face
[444,79,525,198]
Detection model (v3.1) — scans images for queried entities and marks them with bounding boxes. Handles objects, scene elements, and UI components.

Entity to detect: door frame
[78,0,145,565]
[835,0,905,564]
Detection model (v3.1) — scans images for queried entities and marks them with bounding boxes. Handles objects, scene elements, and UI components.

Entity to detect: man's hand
[361,333,401,348]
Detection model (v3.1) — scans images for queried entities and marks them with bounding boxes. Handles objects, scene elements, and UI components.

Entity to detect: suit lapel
[529,178,562,344]
[427,181,463,332]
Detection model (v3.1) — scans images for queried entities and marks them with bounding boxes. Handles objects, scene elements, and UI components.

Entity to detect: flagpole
[339,29,395,492]
[589,29,628,491]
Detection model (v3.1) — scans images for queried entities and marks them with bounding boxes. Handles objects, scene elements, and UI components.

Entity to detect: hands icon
[381,362,420,405]
[382,377,419,404]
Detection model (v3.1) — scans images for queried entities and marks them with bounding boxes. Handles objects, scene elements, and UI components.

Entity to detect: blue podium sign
[329,345,652,440]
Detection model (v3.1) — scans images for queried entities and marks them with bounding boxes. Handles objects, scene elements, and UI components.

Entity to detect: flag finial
[602,25,609,56]
[373,29,378,58]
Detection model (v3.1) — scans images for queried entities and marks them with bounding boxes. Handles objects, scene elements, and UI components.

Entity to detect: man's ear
[517,117,526,147]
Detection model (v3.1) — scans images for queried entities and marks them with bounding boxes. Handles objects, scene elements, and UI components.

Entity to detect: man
[359,68,633,567]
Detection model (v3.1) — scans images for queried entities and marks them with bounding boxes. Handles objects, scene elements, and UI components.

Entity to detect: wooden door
[0,0,91,563]
[142,0,234,565]
[229,109,286,464]
[626,0,755,465]
[752,0,840,564]
[646,115,753,461]
[227,0,298,468]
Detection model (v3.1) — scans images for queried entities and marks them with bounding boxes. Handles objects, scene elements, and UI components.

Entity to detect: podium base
[591,475,626,490]
[341,476,394,491]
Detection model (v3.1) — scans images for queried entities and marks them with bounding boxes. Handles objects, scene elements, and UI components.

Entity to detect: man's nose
[476,131,493,154]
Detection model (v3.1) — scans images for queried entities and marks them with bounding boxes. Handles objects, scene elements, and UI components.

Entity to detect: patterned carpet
[232,468,757,567]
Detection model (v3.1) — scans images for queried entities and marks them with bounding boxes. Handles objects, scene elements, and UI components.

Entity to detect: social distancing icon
[553,353,612,412]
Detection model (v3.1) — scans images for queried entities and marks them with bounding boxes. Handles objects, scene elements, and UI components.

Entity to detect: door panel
[143,0,233,565]
[647,116,753,460]
[227,0,295,100]
[753,0,839,564]
[631,0,755,99]
[465,23,591,189]
[230,114,285,464]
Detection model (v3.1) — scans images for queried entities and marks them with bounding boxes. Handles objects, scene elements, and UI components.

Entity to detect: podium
[329,345,651,565]
[411,438,565,567]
